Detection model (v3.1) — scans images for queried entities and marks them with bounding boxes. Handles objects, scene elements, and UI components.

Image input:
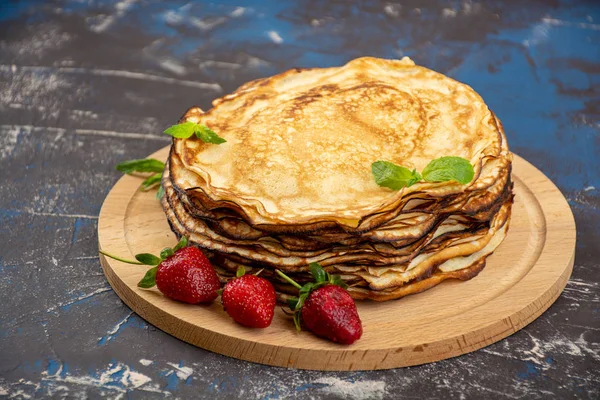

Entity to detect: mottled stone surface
[0,0,598,399]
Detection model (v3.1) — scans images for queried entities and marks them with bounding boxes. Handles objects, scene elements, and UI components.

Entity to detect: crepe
[160,56,514,302]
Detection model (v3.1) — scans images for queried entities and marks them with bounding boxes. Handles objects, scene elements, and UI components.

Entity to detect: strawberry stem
[275,270,302,290]
[99,250,144,265]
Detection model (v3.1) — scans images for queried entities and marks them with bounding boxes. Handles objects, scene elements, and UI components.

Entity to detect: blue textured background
[0,0,598,398]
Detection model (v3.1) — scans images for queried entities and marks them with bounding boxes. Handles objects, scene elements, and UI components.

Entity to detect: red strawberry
[100,236,220,304]
[301,285,362,344]
[222,267,276,328]
[154,246,220,303]
[276,263,362,345]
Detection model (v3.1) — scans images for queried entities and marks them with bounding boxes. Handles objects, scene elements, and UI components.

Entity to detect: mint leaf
[194,124,226,144]
[371,161,422,190]
[156,184,165,200]
[141,173,162,190]
[164,121,197,139]
[116,158,164,174]
[422,156,474,184]
[138,266,158,288]
[135,253,161,266]
[164,121,226,144]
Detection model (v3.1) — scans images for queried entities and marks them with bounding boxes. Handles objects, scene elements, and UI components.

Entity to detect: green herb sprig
[371,161,422,190]
[164,121,226,144]
[115,158,165,199]
[372,156,474,190]
[113,122,225,200]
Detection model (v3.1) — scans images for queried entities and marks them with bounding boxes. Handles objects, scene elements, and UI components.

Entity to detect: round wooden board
[98,149,575,371]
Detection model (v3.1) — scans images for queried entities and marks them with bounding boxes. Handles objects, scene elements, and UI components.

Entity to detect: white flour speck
[313,377,386,400]
[164,10,183,25]
[541,17,600,31]
[189,16,227,31]
[267,31,283,44]
[198,60,242,70]
[384,4,401,17]
[70,109,99,120]
[583,186,595,192]
[574,332,600,361]
[520,331,586,370]
[0,66,85,119]
[139,359,153,366]
[8,390,33,399]
[158,59,187,76]
[442,8,457,18]
[88,0,138,33]
[5,23,72,61]
[166,363,194,380]
[246,56,271,68]
[230,7,246,18]
[0,126,22,160]
[38,361,161,396]
[523,21,551,47]
[461,1,481,15]
[115,0,136,13]
[88,15,116,33]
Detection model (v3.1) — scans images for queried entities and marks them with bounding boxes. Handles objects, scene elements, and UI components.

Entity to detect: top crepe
[171,57,506,227]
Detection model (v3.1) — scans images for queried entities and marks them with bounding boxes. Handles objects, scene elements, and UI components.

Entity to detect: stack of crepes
[161,57,513,302]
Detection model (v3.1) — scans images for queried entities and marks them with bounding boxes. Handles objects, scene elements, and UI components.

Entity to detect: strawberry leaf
[329,274,348,289]
[173,236,188,252]
[299,282,314,296]
[141,173,162,190]
[309,262,327,283]
[236,265,246,278]
[160,247,174,260]
[138,266,158,288]
[287,296,299,310]
[292,293,309,331]
[135,253,161,266]
[164,121,197,139]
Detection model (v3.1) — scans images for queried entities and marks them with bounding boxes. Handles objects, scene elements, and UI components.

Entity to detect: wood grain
[98,148,575,371]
